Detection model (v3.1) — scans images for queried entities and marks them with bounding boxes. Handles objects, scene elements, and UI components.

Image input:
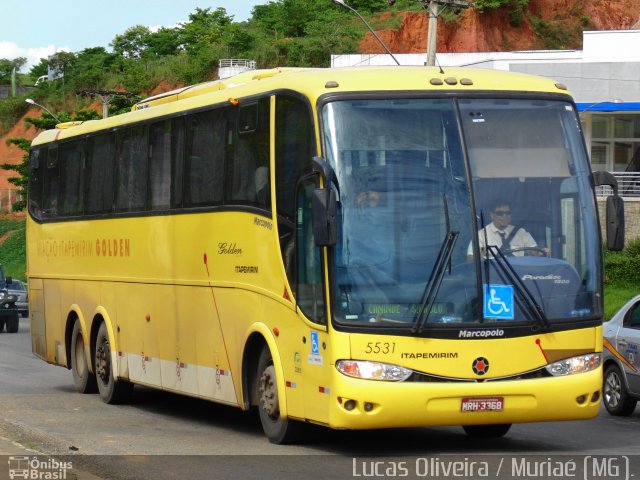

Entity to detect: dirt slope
[361,0,640,53]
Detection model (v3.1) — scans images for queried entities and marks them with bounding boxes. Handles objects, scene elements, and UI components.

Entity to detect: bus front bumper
[328,367,602,430]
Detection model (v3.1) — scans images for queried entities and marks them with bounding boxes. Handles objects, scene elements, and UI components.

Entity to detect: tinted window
[227,98,271,210]
[59,141,85,215]
[86,133,115,214]
[183,110,225,207]
[275,95,314,285]
[275,95,313,221]
[116,125,148,212]
[42,147,59,217]
[149,121,172,210]
[28,148,44,219]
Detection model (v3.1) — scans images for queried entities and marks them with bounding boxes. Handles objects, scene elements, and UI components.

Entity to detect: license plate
[461,396,504,412]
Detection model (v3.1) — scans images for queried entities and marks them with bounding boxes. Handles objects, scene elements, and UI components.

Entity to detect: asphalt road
[1,317,639,480]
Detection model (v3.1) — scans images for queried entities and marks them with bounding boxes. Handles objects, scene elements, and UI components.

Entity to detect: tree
[0,57,27,84]
[48,51,77,80]
[1,137,30,211]
[111,25,151,59]
[181,7,233,53]
[72,47,116,90]
[146,27,184,57]
[29,58,49,80]
[473,0,528,13]
[350,0,389,12]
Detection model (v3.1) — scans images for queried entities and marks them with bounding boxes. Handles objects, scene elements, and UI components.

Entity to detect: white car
[603,295,640,416]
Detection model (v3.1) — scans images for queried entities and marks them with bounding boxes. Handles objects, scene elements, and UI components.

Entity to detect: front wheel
[256,347,301,444]
[603,364,637,416]
[95,322,133,404]
[5,315,19,333]
[463,424,511,438]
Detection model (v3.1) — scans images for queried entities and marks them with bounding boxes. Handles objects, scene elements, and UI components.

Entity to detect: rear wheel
[256,347,301,444]
[463,424,511,438]
[95,322,133,404]
[71,320,97,393]
[603,364,637,416]
[5,315,19,333]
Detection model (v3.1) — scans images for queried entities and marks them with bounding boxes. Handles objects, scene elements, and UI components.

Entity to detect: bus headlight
[336,360,412,381]
[545,353,601,376]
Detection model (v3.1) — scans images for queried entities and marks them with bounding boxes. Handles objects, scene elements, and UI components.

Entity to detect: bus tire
[603,364,637,416]
[71,320,97,394]
[462,424,511,438]
[5,315,19,333]
[95,322,133,404]
[256,346,301,444]
[0,319,5,332]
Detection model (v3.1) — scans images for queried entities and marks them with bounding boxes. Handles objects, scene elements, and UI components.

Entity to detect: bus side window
[85,133,116,215]
[28,148,44,219]
[59,140,85,216]
[275,94,314,286]
[149,120,172,210]
[115,125,149,212]
[227,98,271,209]
[297,177,326,324]
[184,109,225,207]
[42,146,59,217]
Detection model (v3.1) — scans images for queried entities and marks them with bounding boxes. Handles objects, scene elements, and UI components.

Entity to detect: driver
[467,199,547,258]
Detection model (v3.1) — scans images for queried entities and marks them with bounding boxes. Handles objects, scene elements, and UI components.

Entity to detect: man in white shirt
[467,200,547,258]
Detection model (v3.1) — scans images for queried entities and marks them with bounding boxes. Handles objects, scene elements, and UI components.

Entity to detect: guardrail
[595,172,640,198]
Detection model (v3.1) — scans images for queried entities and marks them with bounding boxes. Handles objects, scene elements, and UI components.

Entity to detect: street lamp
[25,98,62,124]
[332,0,401,66]
[579,99,624,118]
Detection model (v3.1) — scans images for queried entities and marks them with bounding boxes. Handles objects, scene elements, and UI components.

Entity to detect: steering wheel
[502,246,549,257]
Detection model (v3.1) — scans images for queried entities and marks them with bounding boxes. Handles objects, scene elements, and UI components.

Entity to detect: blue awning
[576,102,640,112]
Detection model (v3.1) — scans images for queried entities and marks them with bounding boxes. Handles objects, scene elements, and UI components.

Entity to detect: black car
[6,279,28,318]
[0,265,20,333]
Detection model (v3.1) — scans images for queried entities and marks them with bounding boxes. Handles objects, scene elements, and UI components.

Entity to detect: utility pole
[76,90,137,118]
[418,0,473,66]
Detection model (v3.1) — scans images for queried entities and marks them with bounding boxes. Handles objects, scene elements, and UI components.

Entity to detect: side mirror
[593,171,625,251]
[312,188,337,246]
[605,195,625,251]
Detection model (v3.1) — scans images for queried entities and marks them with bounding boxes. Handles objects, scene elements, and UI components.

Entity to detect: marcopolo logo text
[458,329,505,338]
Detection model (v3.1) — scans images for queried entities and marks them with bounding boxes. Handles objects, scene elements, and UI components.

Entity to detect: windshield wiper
[486,245,551,331]
[412,195,459,334]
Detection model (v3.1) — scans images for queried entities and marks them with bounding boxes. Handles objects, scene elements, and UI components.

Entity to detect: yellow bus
[27,66,623,444]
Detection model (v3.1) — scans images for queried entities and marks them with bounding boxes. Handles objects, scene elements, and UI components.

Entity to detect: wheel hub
[259,365,279,418]
[96,339,110,383]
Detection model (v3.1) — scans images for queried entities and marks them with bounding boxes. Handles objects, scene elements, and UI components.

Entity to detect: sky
[1,0,269,71]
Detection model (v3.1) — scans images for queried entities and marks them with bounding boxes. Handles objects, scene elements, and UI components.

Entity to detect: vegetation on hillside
[603,237,640,319]
[0,218,26,281]
[1,0,596,134]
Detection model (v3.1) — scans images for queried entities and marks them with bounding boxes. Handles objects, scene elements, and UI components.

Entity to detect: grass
[0,216,26,281]
[604,281,639,321]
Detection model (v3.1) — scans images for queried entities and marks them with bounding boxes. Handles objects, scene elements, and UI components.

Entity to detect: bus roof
[30,66,571,147]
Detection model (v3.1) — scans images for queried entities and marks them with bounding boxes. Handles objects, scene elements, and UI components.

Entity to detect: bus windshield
[321,97,601,332]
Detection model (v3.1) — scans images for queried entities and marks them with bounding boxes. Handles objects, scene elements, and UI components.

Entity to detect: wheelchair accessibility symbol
[483,284,514,320]
[310,331,320,355]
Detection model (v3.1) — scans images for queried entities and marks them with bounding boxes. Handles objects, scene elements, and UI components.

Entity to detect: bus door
[294,174,331,423]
